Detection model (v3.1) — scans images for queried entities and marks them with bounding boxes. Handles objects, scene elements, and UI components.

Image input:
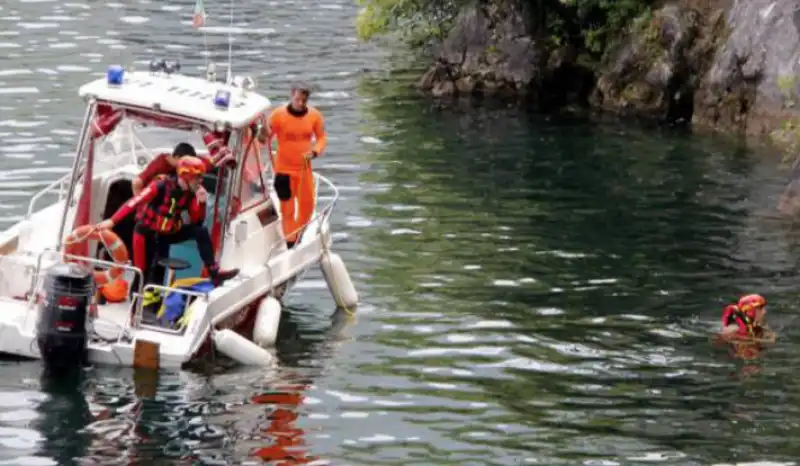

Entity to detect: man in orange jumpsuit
[261,83,327,248]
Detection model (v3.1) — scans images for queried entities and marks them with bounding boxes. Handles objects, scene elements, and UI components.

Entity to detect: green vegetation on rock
[771,75,800,161]
[356,0,656,61]
[355,0,470,48]
[558,0,656,56]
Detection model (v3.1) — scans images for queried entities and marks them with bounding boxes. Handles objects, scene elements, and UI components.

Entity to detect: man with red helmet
[96,156,239,297]
[720,294,768,338]
[127,141,235,293]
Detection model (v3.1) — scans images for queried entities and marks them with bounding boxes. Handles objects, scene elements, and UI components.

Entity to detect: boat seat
[157,257,191,271]
[136,257,192,326]
[158,257,191,287]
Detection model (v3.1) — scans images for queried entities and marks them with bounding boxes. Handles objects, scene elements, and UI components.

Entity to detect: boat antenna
[202,24,210,71]
[226,0,234,84]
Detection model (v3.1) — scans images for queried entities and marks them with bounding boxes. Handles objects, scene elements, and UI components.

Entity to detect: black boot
[209,265,239,286]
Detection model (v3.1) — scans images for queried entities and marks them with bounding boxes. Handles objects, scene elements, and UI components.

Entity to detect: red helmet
[737,294,766,318]
[176,156,206,181]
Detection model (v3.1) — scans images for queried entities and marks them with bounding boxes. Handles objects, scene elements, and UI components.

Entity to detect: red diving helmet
[737,294,767,320]
[177,156,206,183]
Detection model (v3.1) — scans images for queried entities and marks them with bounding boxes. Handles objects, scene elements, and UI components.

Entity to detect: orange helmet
[177,156,206,181]
[101,278,129,303]
[737,294,766,318]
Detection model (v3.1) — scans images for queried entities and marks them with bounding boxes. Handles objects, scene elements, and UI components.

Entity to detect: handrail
[26,173,73,218]
[133,283,209,335]
[266,171,338,257]
[26,250,145,340]
[211,170,339,328]
[167,172,338,337]
[29,250,145,301]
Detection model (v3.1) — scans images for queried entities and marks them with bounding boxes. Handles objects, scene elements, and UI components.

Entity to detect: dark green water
[345,81,800,466]
[2,0,800,465]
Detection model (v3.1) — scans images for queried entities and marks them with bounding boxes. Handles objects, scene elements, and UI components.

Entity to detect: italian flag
[192,0,206,28]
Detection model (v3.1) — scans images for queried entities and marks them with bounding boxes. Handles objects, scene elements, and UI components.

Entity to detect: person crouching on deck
[95,156,239,303]
[260,83,328,249]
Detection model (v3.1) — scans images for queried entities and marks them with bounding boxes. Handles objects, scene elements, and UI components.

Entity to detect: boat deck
[0,293,202,368]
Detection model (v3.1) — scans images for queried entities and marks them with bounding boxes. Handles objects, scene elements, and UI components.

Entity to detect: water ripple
[0,0,796,464]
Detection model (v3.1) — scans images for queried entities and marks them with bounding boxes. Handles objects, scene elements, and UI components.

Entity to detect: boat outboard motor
[36,263,95,374]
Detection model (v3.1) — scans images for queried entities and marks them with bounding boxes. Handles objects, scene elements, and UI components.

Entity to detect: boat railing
[26,173,73,218]
[25,250,146,330]
[315,172,339,229]
[133,283,210,336]
[209,170,339,328]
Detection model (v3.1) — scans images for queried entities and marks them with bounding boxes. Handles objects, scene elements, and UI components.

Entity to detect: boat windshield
[95,118,233,218]
[54,102,270,236]
[98,120,212,174]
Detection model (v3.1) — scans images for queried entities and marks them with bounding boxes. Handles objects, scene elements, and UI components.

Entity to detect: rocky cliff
[417,0,595,109]
[418,0,800,139]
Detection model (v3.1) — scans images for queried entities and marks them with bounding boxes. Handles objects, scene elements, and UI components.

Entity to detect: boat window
[239,136,269,209]
[103,123,207,167]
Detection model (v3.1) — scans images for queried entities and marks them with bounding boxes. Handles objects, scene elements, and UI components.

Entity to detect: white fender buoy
[212,329,274,366]
[320,252,358,310]
[252,296,281,347]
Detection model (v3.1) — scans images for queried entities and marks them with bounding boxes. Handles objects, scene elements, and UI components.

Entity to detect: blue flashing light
[149,58,165,73]
[164,60,181,74]
[214,90,231,109]
[106,65,124,86]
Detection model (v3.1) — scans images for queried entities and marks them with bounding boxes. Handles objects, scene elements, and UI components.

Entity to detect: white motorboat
[0,62,358,371]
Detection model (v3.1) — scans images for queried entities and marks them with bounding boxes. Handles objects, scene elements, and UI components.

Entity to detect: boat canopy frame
[50,98,269,259]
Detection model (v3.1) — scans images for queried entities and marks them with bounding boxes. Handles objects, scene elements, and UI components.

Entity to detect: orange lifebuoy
[63,225,129,287]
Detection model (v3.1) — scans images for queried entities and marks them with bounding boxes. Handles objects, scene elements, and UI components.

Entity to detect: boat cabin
[58,67,278,286]
[0,63,347,367]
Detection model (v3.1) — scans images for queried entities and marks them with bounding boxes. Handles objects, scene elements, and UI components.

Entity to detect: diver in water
[716,294,775,366]
[719,294,770,341]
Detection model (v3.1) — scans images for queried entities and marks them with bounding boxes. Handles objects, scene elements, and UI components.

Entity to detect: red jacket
[721,305,752,336]
[112,176,204,233]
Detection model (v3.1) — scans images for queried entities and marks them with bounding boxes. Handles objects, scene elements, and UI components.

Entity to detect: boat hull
[0,273,300,369]
[189,280,291,364]
[0,158,337,370]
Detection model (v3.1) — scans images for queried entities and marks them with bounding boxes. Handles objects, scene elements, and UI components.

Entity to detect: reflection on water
[35,372,92,465]
[0,308,355,466]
